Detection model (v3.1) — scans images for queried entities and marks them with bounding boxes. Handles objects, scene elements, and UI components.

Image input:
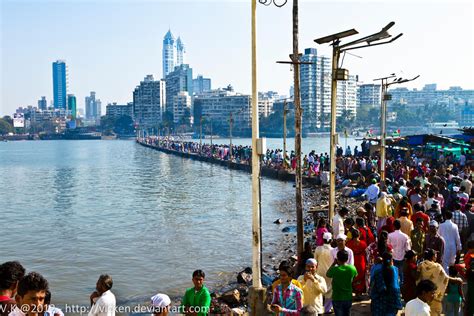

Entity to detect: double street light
[374,73,419,181]
[314,22,403,223]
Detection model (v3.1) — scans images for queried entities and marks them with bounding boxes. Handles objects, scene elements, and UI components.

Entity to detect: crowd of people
[0,262,212,316]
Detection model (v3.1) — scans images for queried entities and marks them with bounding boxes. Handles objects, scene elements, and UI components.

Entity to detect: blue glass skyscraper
[52,60,67,109]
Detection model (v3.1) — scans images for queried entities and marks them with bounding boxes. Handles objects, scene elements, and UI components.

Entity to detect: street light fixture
[314,22,403,224]
[374,74,420,181]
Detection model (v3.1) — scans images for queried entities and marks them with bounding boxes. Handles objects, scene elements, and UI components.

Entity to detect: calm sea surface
[0,137,360,307]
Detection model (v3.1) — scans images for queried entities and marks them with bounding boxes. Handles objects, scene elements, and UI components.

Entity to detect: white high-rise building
[337,75,359,117]
[300,48,331,130]
[162,30,186,78]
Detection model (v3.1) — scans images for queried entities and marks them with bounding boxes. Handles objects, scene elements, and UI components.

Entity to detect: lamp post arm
[341,33,403,52]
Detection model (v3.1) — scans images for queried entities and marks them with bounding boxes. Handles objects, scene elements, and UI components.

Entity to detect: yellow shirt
[297,273,327,314]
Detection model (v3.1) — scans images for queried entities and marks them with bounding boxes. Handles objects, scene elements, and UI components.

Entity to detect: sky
[1,0,473,116]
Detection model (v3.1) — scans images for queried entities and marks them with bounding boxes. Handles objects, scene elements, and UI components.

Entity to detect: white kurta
[314,244,334,298]
[438,219,461,272]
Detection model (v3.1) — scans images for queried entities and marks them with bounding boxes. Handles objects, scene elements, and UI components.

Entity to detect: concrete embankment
[137,140,321,185]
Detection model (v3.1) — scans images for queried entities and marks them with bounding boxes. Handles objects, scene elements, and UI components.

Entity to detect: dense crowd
[140,136,474,315]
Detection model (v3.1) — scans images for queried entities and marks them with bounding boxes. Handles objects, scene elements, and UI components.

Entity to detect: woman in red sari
[346,229,368,295]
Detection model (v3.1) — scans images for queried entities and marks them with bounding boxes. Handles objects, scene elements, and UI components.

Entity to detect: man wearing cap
[439,211,462,272]
[314,232,334,314]
[150,293,170,316]
[424,220,445,264]
[330,234,354,266]
[297,259,327,314]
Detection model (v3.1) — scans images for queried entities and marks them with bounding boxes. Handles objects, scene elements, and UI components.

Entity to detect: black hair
[317,218,326,228]
[416,279,437,297]
[404,250,416,260]
[448,266,458,277]
[279,264,293,277]
[336,250,349,263]
[340,207,350,215]
[355,217,365,227]
[424,248,436,261]
[352,229,360,238]
[0,261,25,290]
[98,274,113,291]
[45,290,51,305]
[17,272,49,297]
[344,218,355,226]
[393,220,401,230]
[467,240,474,249]
[192,270,206,279]
[377,231,389,254]
[445,211,453,220]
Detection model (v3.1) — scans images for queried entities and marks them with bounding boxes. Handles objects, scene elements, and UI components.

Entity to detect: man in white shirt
[363,179,380,204]
[330,234,354,265]
[88,275,116,316]
[439,211,462,272]
[460,175,472,195]
[332,207,349,238]
[405,279,437,316]
[388,220,411,285]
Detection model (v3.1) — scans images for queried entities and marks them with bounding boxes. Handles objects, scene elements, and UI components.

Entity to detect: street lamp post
[283,100,288,164]
[315,22,403,223]
[374,74,419,181]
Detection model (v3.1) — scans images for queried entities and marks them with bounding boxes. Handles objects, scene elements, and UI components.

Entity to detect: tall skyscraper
[176,37,186,66]
[162,30,186,78]
[133,75,166,127]
[38,96,47,110]
[52,60,67,109]
[85,92,101,120]
[300,48,331,131]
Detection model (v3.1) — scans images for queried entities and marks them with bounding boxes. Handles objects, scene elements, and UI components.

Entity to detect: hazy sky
[1,0,473,116]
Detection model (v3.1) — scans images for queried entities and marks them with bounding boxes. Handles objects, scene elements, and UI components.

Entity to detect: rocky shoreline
[175,185,366,315]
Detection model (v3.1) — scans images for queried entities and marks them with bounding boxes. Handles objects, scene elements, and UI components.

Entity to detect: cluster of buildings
[10,30,474,135]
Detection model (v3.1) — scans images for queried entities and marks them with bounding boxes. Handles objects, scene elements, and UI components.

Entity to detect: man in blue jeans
[326,250,357,316]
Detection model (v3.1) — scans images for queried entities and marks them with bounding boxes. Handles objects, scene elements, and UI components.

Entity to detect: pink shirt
[388,230,411,261]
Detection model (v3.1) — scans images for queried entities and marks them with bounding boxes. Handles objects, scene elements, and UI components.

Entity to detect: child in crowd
[443,266,464,316]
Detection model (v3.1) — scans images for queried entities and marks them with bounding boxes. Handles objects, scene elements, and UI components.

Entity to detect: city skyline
[1,0,473,116]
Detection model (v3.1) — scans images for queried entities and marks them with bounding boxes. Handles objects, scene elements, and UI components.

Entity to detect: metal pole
[229,112,233,159]
[380,80,387,182]
[283,100,287,167]
[248,0,266,314]
[292,0,304,259]
[329,45,340,224]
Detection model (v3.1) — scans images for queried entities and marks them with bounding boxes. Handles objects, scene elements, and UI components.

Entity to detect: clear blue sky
[1,0,473,116]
